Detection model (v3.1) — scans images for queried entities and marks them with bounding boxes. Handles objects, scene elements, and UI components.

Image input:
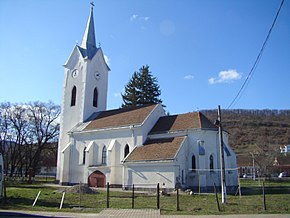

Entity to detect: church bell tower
[56,3,110,183]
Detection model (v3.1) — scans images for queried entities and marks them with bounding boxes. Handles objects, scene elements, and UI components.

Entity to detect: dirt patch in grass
[61,185,99,194]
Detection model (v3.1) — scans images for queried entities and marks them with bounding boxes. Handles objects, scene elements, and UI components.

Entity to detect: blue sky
[0,0,289,114]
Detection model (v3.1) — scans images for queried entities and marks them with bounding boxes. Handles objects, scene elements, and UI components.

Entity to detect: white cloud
[130,14,150,22]
[184,75,194,80]
[104,54,110,67]
[208,69,241,84]
[140,16,150,21]
[130,14,139,21]
[208,77,216,85]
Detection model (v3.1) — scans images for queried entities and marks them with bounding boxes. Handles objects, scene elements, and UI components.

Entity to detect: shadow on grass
[0,211,47,217]
[241,186,290,195]
[6,184,53,190]
[5,196,60,208]
[0,211,67,217]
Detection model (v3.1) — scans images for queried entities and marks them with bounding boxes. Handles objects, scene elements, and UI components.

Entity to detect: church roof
[150,112,217,134]
[77,45,98,60]
[80,4,97,59]
[84,104,158,131]
[125,136,186,162]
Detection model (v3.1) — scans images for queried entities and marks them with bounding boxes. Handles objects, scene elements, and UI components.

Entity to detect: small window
[198,140,205,155]
[83,147,86,165]
[71,86,77,106]
[209,154,214,171]
[102,146,107,165]
[93,87,98,107]
[124,144,130,158]
[181,170,184,184]
[191,155,196,172]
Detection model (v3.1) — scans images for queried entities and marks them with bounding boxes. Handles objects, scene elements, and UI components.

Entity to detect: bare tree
[0,101,60,178]
[251,141,279,178]
[0,102,29,177]
[25,101,60,176]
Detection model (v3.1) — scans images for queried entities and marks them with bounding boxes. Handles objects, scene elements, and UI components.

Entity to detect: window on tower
[93,87,98,107]
[71,86,77,106]
[124,144,130,158]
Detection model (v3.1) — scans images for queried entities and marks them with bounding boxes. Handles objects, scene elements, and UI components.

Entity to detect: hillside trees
[202,109,290,149]
[0,101,60,178]
[122,65,163,107]
[203,109,290,176]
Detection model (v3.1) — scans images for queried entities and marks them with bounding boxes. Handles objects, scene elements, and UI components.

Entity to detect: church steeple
[81,3,97,59]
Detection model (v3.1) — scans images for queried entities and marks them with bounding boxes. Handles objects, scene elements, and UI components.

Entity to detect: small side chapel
[56,5,238,192]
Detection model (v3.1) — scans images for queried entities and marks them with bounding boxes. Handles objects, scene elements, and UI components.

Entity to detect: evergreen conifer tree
[122,65,162,107]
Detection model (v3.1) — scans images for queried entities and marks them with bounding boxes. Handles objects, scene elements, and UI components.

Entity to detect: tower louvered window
[93,87,98,107]
[71,86,77,106]
[124,144,129,158]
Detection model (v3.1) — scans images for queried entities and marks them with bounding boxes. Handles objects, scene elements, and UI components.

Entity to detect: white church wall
[185,136,200,188]
[218,131,238,189]
[224,146,238,188]
[68,139,86,183]
[59,144,70,184]
[69,126,147,185]
[124,162,178,189]
[138,104,166,145]
[173,137,188,188]
[178,129,238,190]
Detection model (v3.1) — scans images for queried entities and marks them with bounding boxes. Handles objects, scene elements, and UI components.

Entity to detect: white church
[56,5,238,192]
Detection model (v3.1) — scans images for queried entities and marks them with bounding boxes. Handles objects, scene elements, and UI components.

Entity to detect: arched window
[71,86,77,106]
[209,154,214,171]
[83,147,86,165]
[124,144,129,158]
[93,87,98,107]
[102,146,107,165]
[191,155,196,172]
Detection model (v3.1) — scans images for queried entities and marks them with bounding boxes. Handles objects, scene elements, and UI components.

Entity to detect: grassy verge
[1,180,290,215]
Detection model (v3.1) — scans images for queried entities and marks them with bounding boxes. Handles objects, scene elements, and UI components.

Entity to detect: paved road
[0,209,290,218]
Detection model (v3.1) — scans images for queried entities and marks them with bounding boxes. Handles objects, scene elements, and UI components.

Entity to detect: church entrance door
[88,170,106,187]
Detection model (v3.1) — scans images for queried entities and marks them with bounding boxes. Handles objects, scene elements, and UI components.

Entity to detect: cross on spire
[90,1,95,8]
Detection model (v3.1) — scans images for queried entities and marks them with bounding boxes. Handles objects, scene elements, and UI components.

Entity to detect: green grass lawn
[1,179,290,215]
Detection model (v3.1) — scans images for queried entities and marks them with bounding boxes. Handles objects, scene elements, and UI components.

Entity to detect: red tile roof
[125,136,186,162]
[84,104,157,130]
[150,112,217,133]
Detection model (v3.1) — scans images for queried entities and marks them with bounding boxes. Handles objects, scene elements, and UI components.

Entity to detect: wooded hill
[202,109,290,155]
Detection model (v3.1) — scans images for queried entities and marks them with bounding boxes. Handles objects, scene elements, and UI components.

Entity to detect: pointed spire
[81,2,97,59]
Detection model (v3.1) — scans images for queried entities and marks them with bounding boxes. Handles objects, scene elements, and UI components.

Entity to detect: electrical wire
[227,0,285,109]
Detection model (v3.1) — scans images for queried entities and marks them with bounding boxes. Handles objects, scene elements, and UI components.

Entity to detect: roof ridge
[84,104,158,131]
[197,112,202,128]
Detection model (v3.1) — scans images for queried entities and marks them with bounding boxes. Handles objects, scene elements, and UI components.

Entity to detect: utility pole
[217,105,227,203]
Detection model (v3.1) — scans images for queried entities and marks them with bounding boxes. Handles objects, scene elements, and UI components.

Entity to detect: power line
[227,0,285,109]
